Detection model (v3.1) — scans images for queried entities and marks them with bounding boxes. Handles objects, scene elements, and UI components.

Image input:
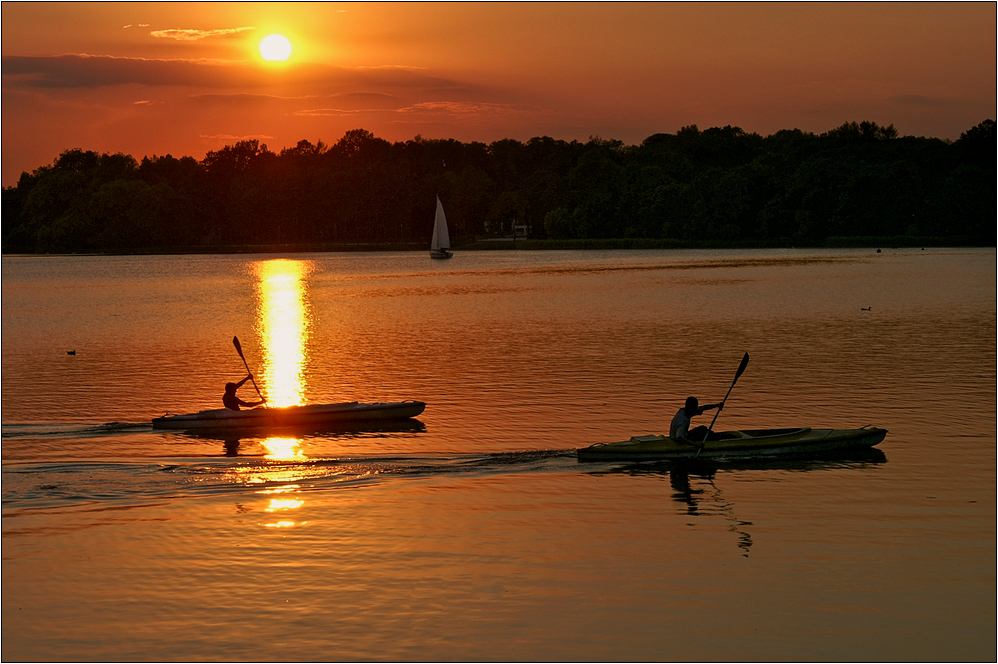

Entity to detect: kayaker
[223,374,265,411]
[670,396,722,446]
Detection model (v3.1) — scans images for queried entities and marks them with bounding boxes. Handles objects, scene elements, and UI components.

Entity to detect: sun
[259,34,292,61]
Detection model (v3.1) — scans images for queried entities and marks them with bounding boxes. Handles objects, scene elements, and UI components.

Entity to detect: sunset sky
[2,2,995,185]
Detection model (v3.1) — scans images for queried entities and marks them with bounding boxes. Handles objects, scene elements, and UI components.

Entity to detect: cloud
[189,92,318,102]
[352,64,427,71]
[329,91,397,100]
[200,133,275,142]
[2,55,478,94]
[330,66,465,91]
[2,54,251,88]
[294,108,363,117]
[150,27,255,41]
[890,94,947,107]
[293,92,401,116]
[397,101,528,116]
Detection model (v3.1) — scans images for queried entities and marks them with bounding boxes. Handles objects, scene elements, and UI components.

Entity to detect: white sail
[430,195,450,251]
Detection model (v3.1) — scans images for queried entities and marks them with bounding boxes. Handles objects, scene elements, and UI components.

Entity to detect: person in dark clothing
[669,396,722,446]
[223,374,265,411]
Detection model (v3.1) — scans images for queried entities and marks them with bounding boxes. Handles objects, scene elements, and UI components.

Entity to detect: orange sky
[2,2,995,185]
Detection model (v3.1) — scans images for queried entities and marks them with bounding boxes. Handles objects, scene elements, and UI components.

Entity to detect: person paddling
[670,396,722,446]
[223,374,266,411]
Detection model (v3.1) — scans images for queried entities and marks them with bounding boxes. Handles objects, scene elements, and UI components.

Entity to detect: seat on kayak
[629,435,664,443]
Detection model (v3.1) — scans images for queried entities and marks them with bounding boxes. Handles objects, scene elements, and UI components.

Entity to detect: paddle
[696,352,750,457]
[232,335,266,404]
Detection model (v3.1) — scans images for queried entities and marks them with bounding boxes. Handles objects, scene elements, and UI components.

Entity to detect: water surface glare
[2,248,995,661]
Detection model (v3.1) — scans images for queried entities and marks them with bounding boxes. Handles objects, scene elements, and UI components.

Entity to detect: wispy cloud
[330,92,396,100]
[294,108,362,117]
[2,55,481,95]
[190,92,319,102]
[200,133,274,141]
[150,27,255,41]
[293,92,399,115]
[890,94,948,107]
[2,54,249,88]
[397,101,527,116]
[352,64,427,71]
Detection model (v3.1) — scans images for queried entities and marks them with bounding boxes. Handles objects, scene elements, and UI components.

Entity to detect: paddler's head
[224,382,237,394]
[684,396,699,415]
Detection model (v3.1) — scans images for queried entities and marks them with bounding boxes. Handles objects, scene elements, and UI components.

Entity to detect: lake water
[2,248,995,661]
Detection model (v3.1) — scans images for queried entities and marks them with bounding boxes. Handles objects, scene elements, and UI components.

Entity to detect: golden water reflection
[254,259,314,407]
[261,436,306,460]
[265,498,305,512]
[257,484,306,528]
[257,485,301,494]
[249,260,322,530]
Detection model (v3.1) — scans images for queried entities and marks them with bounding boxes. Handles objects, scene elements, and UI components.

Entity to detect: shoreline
[2,235,992,257]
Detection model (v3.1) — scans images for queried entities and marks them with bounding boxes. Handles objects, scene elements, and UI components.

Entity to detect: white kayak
[152,401,426,431]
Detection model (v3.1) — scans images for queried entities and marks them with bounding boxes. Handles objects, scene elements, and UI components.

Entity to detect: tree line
[2,120,994,253]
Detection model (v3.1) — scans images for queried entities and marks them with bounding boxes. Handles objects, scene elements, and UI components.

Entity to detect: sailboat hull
[430,249,453,259]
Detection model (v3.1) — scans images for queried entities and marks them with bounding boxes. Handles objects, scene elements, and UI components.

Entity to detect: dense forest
[2,120,994,253]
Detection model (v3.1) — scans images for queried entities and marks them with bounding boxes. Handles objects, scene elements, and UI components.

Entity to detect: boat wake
[2,434,886,519]
[1,422,153,439]
[2,449,579,513]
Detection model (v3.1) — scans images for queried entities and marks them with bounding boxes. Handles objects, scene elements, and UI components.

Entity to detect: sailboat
[429,195,453,259]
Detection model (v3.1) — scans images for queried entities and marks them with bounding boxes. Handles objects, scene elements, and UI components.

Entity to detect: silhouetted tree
[3,119,994,253]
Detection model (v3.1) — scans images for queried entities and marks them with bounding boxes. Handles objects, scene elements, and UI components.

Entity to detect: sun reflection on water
[254,259,314,407]
[257,484,306,528]
[261,436,306,460]
[257,484,301,494]
[265,498,305,512]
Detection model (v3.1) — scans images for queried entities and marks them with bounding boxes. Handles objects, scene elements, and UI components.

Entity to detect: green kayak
[577,426,887,462]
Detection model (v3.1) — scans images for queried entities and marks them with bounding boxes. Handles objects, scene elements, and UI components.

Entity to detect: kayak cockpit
[717,427,811,440]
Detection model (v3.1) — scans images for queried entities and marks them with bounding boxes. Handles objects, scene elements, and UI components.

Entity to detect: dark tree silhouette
[3,121,994,253]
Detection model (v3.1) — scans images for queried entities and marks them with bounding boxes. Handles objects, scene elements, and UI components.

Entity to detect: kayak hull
[152,401,426,431]
[577,427,887,462]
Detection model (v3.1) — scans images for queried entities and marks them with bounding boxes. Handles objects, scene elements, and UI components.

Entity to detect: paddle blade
[735,352,750,379]
[232,335,244,358]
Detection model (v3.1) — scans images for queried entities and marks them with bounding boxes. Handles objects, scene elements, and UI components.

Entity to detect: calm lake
[2,248,995,661]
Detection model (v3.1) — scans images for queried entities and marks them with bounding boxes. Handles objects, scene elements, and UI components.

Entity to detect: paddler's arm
[698,402,723,414]
[235,397,265,408]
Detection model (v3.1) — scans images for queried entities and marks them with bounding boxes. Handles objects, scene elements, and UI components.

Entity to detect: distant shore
[458,235,992,251]
[2,235,992,257]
